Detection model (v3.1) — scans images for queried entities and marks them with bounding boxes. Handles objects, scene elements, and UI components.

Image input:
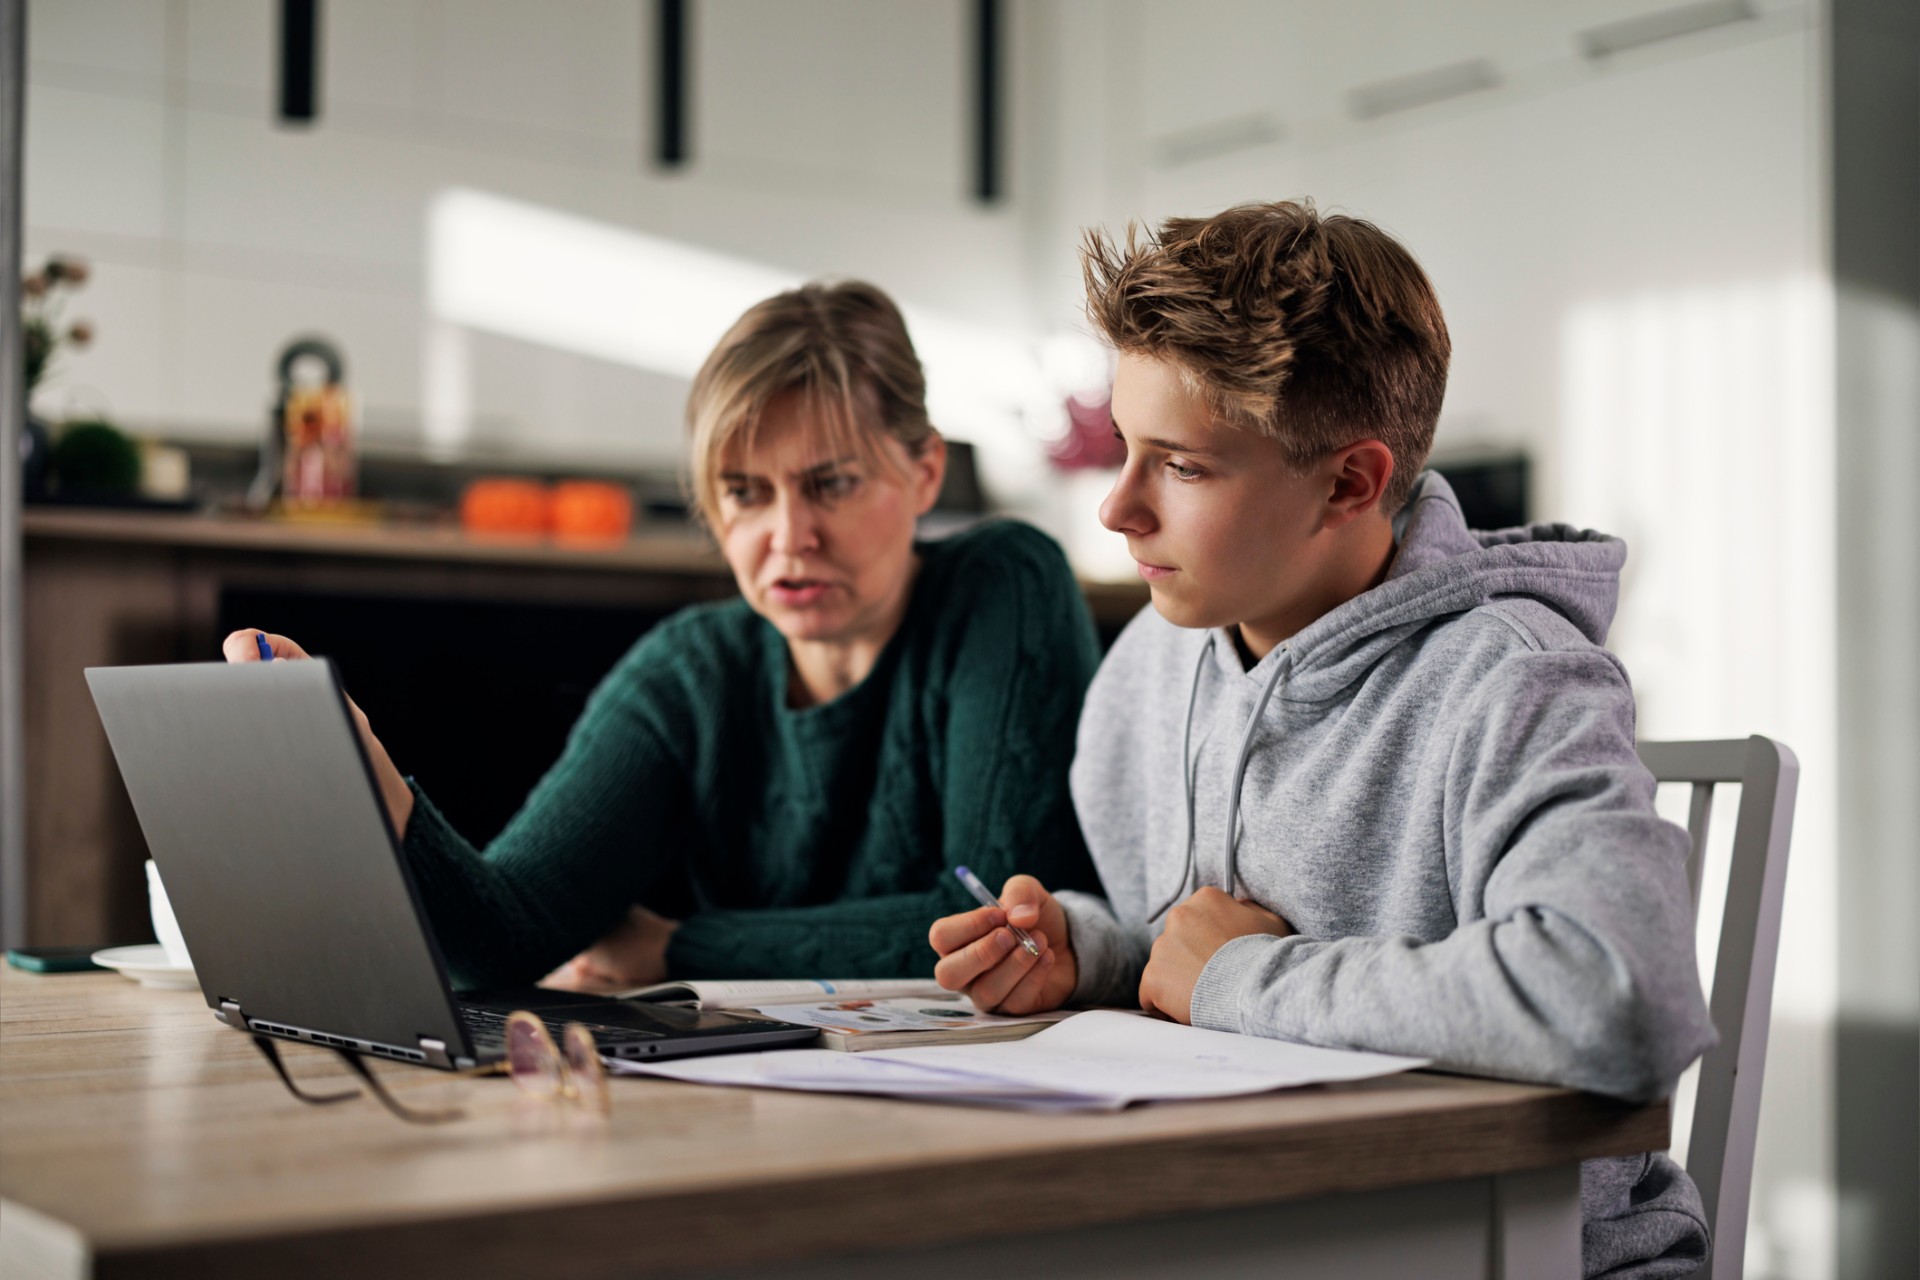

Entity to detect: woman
[225,281,1101,989]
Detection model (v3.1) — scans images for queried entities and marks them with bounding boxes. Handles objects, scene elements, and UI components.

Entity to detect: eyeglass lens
[562,1022,611,1117]
[506,1011,566,1099]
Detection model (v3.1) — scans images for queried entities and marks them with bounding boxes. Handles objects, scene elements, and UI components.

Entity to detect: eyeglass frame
[247,1010,609,1125]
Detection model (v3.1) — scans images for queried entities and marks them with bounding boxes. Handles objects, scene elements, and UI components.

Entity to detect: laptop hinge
[217,998,248,1030]
[418,1037,454,1069]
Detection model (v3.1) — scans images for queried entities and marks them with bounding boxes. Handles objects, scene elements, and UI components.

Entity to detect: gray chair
[1637,737,1799,1280]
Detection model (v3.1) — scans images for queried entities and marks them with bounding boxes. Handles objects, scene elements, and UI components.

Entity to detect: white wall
[24,0,1029,468]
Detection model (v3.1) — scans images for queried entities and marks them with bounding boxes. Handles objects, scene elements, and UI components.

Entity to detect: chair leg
[1492,1163,1582,1279]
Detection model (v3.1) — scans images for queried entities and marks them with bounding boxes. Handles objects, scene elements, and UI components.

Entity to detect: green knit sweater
[400,519,1103,988]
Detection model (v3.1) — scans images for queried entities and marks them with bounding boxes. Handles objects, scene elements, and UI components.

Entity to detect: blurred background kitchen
[1,2,1912,1277]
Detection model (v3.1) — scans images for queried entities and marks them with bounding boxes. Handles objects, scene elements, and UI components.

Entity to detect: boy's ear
[1322,440,1394,529]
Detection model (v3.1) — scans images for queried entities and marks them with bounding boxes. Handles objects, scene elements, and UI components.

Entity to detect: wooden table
[0,970,1669,1280]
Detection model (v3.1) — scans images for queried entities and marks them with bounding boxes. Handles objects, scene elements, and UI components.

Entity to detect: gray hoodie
[1060,471,1717,1279]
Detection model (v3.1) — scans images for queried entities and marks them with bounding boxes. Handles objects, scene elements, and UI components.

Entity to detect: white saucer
[92,944,198,990]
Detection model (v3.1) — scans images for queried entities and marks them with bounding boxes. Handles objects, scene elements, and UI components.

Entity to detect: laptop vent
[249,1022,426,1062]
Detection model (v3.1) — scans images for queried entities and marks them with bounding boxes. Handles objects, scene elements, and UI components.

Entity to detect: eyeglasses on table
[249,1010,610,1124]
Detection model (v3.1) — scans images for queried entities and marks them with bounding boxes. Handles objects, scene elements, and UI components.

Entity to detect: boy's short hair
[686,280,936,528]
[1082,200,1450,513]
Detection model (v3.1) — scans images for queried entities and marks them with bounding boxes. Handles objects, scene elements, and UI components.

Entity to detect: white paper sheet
[608,1011,1426,1110]
[864,1011,1428,1103]
[608,1047,1101,1110]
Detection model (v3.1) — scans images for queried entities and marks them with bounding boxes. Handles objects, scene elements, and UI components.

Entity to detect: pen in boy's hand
[953,866,1042,958]
[255,633,274,662]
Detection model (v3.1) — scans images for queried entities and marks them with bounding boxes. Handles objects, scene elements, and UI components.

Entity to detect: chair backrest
[1636,736,1798,1280]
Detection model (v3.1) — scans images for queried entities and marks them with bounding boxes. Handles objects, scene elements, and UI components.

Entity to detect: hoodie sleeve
[1187,647,1718,1101]
[1059,607,1192,1006]
[1056,889,1154,1006]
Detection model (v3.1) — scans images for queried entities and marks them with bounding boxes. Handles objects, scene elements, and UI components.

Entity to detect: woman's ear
[908,433,948,516]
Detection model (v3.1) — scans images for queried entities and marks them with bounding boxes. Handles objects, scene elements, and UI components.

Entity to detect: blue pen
[255,633,274,662]
[953,866,1041,958]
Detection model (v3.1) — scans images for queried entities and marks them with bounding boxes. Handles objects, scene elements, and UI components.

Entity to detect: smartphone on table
[6,945,113,973]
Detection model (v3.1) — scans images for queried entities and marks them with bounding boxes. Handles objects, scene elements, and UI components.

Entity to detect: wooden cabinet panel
[23,540,186,944]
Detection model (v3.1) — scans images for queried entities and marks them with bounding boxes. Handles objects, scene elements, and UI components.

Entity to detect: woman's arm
[399,655,694,990]
[225,625,690,989]
[223,630,415,832]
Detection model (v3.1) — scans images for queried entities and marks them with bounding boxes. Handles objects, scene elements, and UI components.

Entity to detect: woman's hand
[928,874,1076,1014]
[543,906,680,993]
[221,628,415,836]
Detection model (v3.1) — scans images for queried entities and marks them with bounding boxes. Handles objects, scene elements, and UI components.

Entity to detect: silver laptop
[85,659,815,1068]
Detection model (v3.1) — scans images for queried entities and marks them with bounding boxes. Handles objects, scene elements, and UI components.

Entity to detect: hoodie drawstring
[1149,634,1293,921]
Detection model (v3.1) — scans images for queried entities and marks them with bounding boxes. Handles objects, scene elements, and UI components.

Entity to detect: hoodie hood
[1234,471,1627,703]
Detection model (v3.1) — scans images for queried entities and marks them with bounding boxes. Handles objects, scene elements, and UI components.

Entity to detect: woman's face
[714,390,946,650]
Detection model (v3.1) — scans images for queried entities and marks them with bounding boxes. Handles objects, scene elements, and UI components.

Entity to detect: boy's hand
[1139,887,1293,1025]
[928,874,1076,1014]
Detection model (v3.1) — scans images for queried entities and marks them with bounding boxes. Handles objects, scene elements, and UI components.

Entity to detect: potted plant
[20,255,96,499]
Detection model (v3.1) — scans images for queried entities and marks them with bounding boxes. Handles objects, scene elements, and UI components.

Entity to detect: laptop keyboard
[458,1004,664,1049]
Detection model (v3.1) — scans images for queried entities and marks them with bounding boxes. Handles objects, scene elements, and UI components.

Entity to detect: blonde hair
[1082,200,1449,513]
[686,281,935,527]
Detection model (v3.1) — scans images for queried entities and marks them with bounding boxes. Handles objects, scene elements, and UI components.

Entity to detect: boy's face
[1101,352,1354,649]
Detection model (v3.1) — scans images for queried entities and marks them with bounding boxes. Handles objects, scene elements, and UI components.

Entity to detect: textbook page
[616,978,947,1009]
[735,995,1075,1052]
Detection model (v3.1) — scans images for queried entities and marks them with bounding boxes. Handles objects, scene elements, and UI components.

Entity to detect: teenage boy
[928,201,1717,1278]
